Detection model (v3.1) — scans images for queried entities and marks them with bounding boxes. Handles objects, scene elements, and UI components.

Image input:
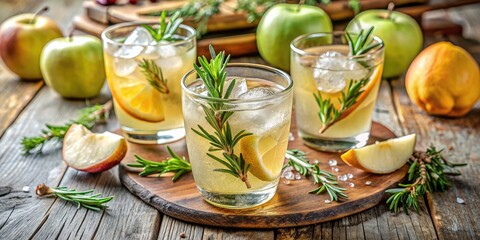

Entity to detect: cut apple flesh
[63,124,127,173]
[340,134,416,174]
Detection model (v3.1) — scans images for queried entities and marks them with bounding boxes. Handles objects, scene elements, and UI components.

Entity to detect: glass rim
[101,21,196,47]
[181,63,293,104]
[290,30,384,58]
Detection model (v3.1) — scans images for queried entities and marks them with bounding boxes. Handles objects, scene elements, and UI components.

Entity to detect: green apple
[346,9,423,78]
[256,4,332,71]
[0,7,63,80]
[40,35,105,98]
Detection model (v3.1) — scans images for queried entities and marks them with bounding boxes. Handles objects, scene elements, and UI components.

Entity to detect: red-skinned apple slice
[62,124,127,173]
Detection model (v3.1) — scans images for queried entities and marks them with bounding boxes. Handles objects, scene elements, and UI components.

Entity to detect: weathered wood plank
[158,215,204,240]
[391,35,480,239]
[276,226,314,240]
[202,227,274,240]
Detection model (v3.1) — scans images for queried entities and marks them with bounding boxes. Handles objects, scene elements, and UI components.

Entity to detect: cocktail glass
[290,32,384,152]
[102,22,196,144]
[182,63,293,209]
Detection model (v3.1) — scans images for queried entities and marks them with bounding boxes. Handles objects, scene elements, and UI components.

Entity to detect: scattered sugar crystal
[289,132,295,141]
[338,174,348,181]
[314,159,320,164]
[328,159,337,166]
[347,173,354,179]
[284,171,295,180]
[22,186,29,192]
[295,172,302,180]
[332,167,339,172]
[324,199,331,204]
[349,182,355,188]
[456,197,465,204]
[283,180,291,185]
[365,181,372,186]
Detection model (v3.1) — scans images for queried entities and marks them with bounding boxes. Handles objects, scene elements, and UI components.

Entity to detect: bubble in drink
[313,51,368,93]
[223,77,247,98]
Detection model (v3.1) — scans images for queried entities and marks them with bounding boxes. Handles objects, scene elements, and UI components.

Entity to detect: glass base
[299,131,370,152]
[197,184,277,209]
[121,126,185,144]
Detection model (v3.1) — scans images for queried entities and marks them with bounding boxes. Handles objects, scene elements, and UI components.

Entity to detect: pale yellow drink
[182,64,293,209]
[291,33,384,152]
[102,23,196,144]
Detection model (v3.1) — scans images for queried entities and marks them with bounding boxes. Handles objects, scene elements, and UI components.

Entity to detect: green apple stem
[29,6,49,24]
[386,2,395,19]
[296,0,305,11]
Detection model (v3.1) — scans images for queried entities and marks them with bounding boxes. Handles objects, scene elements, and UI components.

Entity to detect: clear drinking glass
[290,32,384,152]
[102,22,196,144]
[182,63,293,209]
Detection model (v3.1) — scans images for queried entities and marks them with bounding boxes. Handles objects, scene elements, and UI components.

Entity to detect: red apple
[0,7,63,80]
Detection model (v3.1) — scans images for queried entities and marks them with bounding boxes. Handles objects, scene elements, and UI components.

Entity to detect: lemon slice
[110,73,165,122]
[341,134,416,174]
[63,124,128,173]
[240,127,289,181]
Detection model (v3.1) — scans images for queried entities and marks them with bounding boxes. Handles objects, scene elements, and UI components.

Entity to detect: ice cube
[114,57,137,77]
[113,27,153,76]
[155,56,183,70]
[238,87,276,100]
[114,27,152,59]
[223,77,247,98]
[142,41,160,60]
[157,42,177,58]
[313,51,368,93]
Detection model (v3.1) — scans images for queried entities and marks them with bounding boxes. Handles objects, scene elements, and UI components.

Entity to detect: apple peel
[62,124,127,173]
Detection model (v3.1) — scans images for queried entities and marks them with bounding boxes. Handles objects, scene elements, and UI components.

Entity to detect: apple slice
[340,134,416,174]
[63,124,127,173]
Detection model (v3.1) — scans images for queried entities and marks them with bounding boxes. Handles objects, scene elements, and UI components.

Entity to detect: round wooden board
[118,122,407,228]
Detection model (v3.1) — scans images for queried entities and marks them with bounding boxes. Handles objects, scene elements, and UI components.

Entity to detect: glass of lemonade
[290,32,384,152]
[182,63,293,209]
[102,22,196,144]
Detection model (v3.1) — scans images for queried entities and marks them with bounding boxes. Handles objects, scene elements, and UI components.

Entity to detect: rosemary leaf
[21,101,112,154]
[36,183,113,211]
[285,149,348,202]
[385,146,466,214]
[128,146,191,182]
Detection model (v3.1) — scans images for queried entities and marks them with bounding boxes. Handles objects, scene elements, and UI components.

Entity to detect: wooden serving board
[118,122,408,228]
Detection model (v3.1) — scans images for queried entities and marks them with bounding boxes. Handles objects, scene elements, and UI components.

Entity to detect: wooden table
[1,1,479,239]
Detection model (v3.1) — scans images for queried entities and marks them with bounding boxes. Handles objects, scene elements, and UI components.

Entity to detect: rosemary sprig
[36,183,113,211]
[138,59,169,94]
[285,149,348,201]
[191,45,253,188]
[385,146,467,214]
[143,11,184,42]
[21,101,112,154]
[314,77,369,133]
[127,146,191,182]
[314,26,380,133]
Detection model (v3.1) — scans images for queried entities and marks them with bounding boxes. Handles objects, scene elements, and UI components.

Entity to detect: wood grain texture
[118,122,408,228]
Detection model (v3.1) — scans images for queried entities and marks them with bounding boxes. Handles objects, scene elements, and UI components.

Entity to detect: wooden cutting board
[118,122,408,228]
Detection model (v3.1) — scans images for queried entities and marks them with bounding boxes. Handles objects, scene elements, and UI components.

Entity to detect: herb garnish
[285,149,348,201]
[386,146,466,213]
[314,27,381,133]
[143,11,184,42]
[21,101,111,154]
[36,183,113,211]
[128,146,191,182]
[138,59,169,94]
[191,45,253,188]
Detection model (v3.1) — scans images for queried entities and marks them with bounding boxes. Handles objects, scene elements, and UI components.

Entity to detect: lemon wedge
[110,73,166,122]
[341,134,416,174]
[63,124,128,173]
[240,126,289,181]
